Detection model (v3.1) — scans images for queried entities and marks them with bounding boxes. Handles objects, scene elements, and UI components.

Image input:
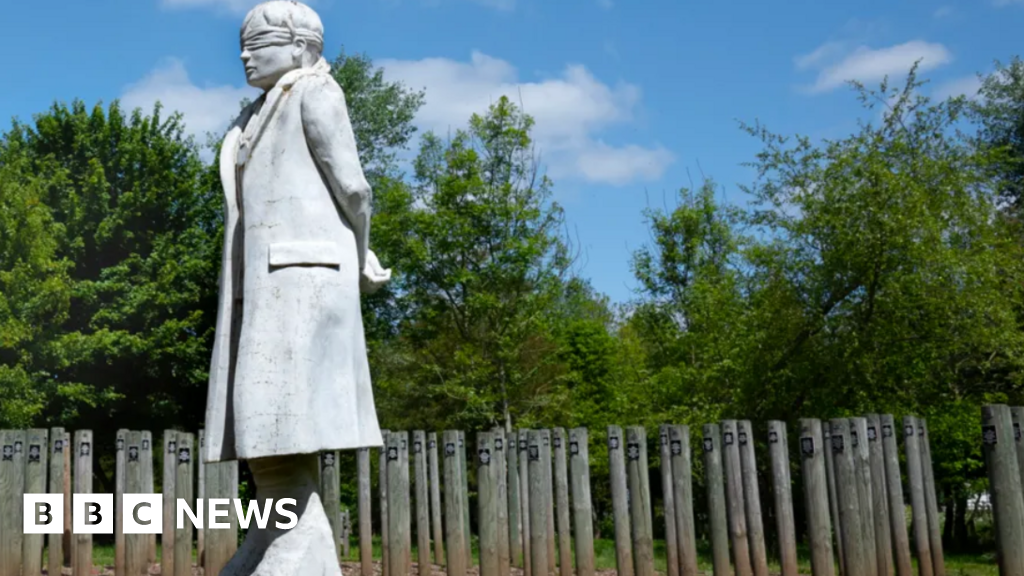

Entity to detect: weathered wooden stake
[506,427,523,569]
[64,431,72,569]
[359,447,374,576]
[608,425,633,576]
[768,421,798,576]
[343,509,352,558]
[880,415,913,576]
[658,426,680,576]
[823,423,845,576]
[850,418,878,576]
[518,430,533,576]
[552,429,572,576]
[22,429,47,576]
[982,404,1024,576]
[403,435,414,575]
[388,431,411,576]
[162,430,178,576]
[917,420,945,576]
[126,431,147,576]
[478,433,499,576]
[381,431,391,576]
[493,428,511,576]
[701,424,730,576]
[460,431,472,568]
[141,430,156,565]
[528,430,548,576]
[74,430,93,576]
[904,416,933,576]
[444,430,467,576]
[669,425,698,576]
[173,432,194,576]
[798,420,835,576]
[721,420,753,576]
[322,449,342,559]
[866,415,893,576]
[48,427,65,576]
[428,434,445,567]
[1,430,25,576]
[204,459,239,576]
[415,431,432,573]
[830,419,867,576]
[541,430,556,574]
[626,426,654,576]
[116,428,128,576]
[738,420,768,576]
[569,428,595,576]
[197,430,206,568]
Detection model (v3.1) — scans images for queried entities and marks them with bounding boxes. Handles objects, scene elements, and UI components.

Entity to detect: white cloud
[378,51,673,186]
[796,40,953,94]
[121,58,257,143]
[933,74,983,100]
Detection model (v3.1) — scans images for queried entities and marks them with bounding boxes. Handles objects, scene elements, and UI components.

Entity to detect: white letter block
[73,493,114,534]
[124,494,163,534]
[23,494,63,534]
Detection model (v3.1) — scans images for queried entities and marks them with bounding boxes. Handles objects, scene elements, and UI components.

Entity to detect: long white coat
[204,60,383,463]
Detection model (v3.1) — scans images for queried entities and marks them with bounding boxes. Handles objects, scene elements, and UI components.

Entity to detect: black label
[519,440,527,451]
[1,445,11,461]
[495,438,503,451]
[724,432,734,446]
[851,431,859,448]
[831,435,844,453]
[627,442,640,460]
[983,425,997,445]
[919,427,925,437]
[178,447,190,463]
[54,440,63,453]
[543,435,549,446]
[905,425,914,437]
[81,442,91,456]
[117,438,125,450]
[570,442,579,456]
[28,444,41,463]
[660,433,668,446]
[388,446,399,461]
[609,436,620,449]
[446,443,456,456]
[702,438,713,452]
[15,441,22,453]
[479,449,491,465]
[459,437,464,448]
[323,452,335,467]
[768,431,779,444]
[400,438,407,451]
[201,436,205,447]
[168,441,177,453]
[414,441,422,454]
[529,446,540,461]
[1016,424,1021,442]
[671,440,682,455]
[801,437,814,457]
[882,424,893,438]
[867,426,877,441]
[142,439,150,450]
[553,437,562,449]
[429,440,436,449]
[738,431,748,446]
[128,446,139,462]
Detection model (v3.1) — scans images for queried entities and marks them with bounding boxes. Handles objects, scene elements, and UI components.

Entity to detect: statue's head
[240,1,324,91]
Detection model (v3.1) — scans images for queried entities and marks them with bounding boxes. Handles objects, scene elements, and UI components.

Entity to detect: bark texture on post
[142,431,156,565]
[569,428,595,576]
[658,426,680,576]
[460,431,472,569]
[204,460,239,576]
[444,430,467,576]
[668,426,698,576]
[866,415,894,576]
[322,450,342,560]
[388,431,411,576]
[116,428,127,576]
[126,431,147,576]
[982,404,1024,576]
[798,420,835,576]
[608,425,633,576]
[528,430,549,576]
[493,428,511,576]
[881,415,913,576]
[768,421,798,576]
[552,429,572,576]
[415,431,432,574]
[359,447,374,576]
[518,430,533,576]
[22,429,47,576]
[0,430,25,576]
[162,431,177,576]
[830,419,866,576]
[48,427,65,576]
[541,430,556,575]
[478,433,499,576]
[702,424,731,576]
[506,427,523,569]
[917,420,945,576]
[823,423,845,576]
[738,420,768,576]
[381,431,391,576]
[904,416,933,576]
[173,432,193,576]
[197,430,206,568]
[721,420,753,576]
[850,418,878,576]
[74,430,94,576]
[428,434,445,568]
[627,426,655,576]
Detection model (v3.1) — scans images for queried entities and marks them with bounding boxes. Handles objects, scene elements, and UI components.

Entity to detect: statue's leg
[220,454,342,576]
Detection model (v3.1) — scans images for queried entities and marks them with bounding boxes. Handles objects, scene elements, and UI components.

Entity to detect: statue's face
[240,28,304,91]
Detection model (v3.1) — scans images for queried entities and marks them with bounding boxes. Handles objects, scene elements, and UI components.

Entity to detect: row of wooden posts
[2,408,1021,576]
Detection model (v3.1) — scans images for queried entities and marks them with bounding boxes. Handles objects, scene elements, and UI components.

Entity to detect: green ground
[76,537,997,576]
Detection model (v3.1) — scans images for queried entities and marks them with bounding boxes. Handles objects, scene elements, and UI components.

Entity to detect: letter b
[73,493,113,534]
[23,494,63,534]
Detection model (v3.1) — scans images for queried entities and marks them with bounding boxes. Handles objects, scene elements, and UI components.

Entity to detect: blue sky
[1,0,1020,303]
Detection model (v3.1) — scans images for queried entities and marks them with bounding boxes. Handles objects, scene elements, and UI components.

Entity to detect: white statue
[203,1,389,573]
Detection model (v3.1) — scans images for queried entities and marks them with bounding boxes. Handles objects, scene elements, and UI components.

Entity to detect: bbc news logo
[24,494,297,534]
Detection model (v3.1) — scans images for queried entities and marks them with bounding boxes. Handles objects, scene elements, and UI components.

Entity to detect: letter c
[133,502,152,525]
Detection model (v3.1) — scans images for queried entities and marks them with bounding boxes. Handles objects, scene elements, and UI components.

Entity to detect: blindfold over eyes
[242,27,323,51]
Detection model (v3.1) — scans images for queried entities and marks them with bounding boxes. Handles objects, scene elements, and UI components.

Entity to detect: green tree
[972,56,1024,218]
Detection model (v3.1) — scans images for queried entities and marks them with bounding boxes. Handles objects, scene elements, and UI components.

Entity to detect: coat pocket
[268,241,343,268]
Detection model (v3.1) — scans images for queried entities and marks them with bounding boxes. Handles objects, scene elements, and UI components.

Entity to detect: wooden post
[738,420,768,576]
[823,423,845,576]
[388,431,411,576]
[626,426,654,576]
[1,430,25,576]
[658,426,679,576]
[518,430,533,576]
[721,420,753,576]
[768,421,798,576]
[798,420,835,576]
[72,430,93,576]
[881,415,913,576]
[540,430,555,574]
[322,450,342,559]
[343,509,352,558]
[116,428,128,576]
[444,430,467,576]
[48,427,65,576]
[527,430,548,576]
[608,425,633,576]
[669,426,698,576]
[866,415,894,576]
[506,427,523,570]
[141,431,156,565]
[982,404,1024,576]
[904,416,933,576]
[830,418,866,576]
[197,430,206,568]
[63,431,72,569]
[381,431,391,576]
[850,418,878,576]
[204,459,239,576]
[414,431,431,573]
[359,447,374,576]
[569,428,595,576]
[917,420,945,576]
[492,428,510,576]
[701,424,731,576]
[478,433,499,576]
[458,431,471,568]
[162,430,178,576]
[173,432,194,576]
[21,429,47,576]
[552,429,571,576]
[126,431,147,576]
[402,435,413,575]
[428,434,445,568]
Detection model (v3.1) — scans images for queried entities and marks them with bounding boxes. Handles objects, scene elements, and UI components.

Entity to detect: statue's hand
[360,249,392,294]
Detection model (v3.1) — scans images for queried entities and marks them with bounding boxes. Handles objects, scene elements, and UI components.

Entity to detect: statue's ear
[292,37,308,59]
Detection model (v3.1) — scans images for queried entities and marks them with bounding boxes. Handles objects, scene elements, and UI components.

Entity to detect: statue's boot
[220,454,342,576]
